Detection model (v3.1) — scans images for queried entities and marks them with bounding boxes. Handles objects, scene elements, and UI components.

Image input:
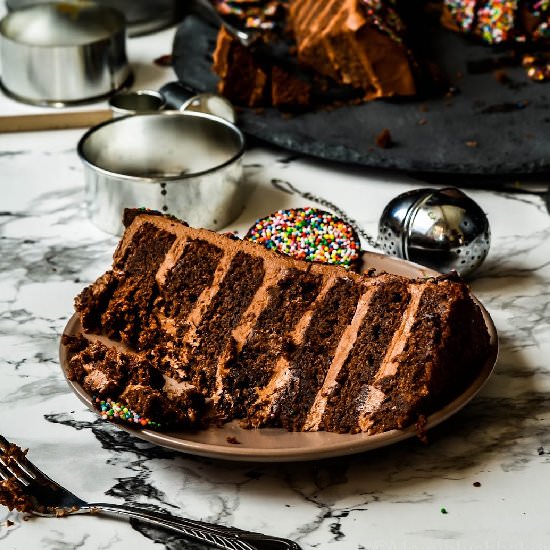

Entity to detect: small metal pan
[77,111,246,235]
[0,2,132,106]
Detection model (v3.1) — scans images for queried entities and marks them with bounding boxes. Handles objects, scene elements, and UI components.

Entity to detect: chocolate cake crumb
[153,54,172,67]
[415,415,429,444]
[494,69,511,84]
[0,478,33,512]
[226,437,241,445]
[376,129,394,149]
[473,481,482,487]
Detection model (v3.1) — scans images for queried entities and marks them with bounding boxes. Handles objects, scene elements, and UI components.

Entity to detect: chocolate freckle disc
[245,207,361,269]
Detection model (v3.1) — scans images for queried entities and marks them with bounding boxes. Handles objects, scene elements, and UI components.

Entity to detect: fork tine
[0,436,59,486]
[0,460,11,481]
[0,455,33,486]
[0,437,40,485]
[0,436,87,514]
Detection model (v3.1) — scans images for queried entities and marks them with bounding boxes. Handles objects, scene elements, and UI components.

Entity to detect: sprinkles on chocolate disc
[245,207,361,268]
[445,0,550,44]
[94,397,161,429]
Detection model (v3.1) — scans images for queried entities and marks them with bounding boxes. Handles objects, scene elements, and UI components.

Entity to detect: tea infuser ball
[378,187,490,277]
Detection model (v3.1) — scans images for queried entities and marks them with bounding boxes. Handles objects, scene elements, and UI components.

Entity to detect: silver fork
[0,435,301,550]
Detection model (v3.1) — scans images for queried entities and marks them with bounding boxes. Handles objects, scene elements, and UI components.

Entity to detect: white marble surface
[2,18,550,550]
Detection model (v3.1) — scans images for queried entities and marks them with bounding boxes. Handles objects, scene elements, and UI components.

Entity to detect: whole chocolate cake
[212,0,419,107]
[211,0,550,107]
[63,210,492,435]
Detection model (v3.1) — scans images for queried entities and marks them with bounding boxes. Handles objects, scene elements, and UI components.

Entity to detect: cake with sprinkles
[245,207,361,269]
[442,0,550,45]
[442,0,550,81]
[63,209,492,435]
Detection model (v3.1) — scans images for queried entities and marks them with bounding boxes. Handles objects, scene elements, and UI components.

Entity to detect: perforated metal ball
[378,187,490,278]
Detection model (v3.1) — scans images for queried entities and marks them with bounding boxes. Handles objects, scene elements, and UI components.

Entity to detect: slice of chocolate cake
[212,25,312,108]
[289,0,417,101]
[65,210,492,435]
[212,26,270,107]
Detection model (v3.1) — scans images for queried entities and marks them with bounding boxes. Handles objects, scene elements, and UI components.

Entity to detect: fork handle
[85,503,301,550]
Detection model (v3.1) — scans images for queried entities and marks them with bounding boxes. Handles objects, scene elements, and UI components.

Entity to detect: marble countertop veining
[1,23,550,550]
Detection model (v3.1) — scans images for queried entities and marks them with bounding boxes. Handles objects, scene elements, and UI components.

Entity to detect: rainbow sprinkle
[245,207,360,268]
[94,397,161,429]
[523,53,550,81]
[446,0,477,32]
[475,0,518,44]
[445,0,550,44]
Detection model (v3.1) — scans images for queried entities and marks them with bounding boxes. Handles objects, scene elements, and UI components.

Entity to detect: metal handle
[87,503,302,550]
[158,81,195,111]
[190,0,256,46]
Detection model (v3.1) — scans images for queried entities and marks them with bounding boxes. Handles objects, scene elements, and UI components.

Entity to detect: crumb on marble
[154,54,173,67]
[415,415,428,444]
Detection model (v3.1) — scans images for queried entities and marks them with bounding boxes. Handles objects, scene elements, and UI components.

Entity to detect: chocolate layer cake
[64,210,491,435]
[289,0,417,101]
[211,0,418,107]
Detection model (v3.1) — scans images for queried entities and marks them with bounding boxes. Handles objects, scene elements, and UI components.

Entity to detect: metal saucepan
[0,2,131,106]
[5,0,183,37]
[77,111,246,235]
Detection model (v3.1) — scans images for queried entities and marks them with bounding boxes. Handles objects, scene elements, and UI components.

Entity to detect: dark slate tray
[172,14,550,175]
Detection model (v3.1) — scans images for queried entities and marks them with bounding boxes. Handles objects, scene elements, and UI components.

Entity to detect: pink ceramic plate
[59,251,498,462]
